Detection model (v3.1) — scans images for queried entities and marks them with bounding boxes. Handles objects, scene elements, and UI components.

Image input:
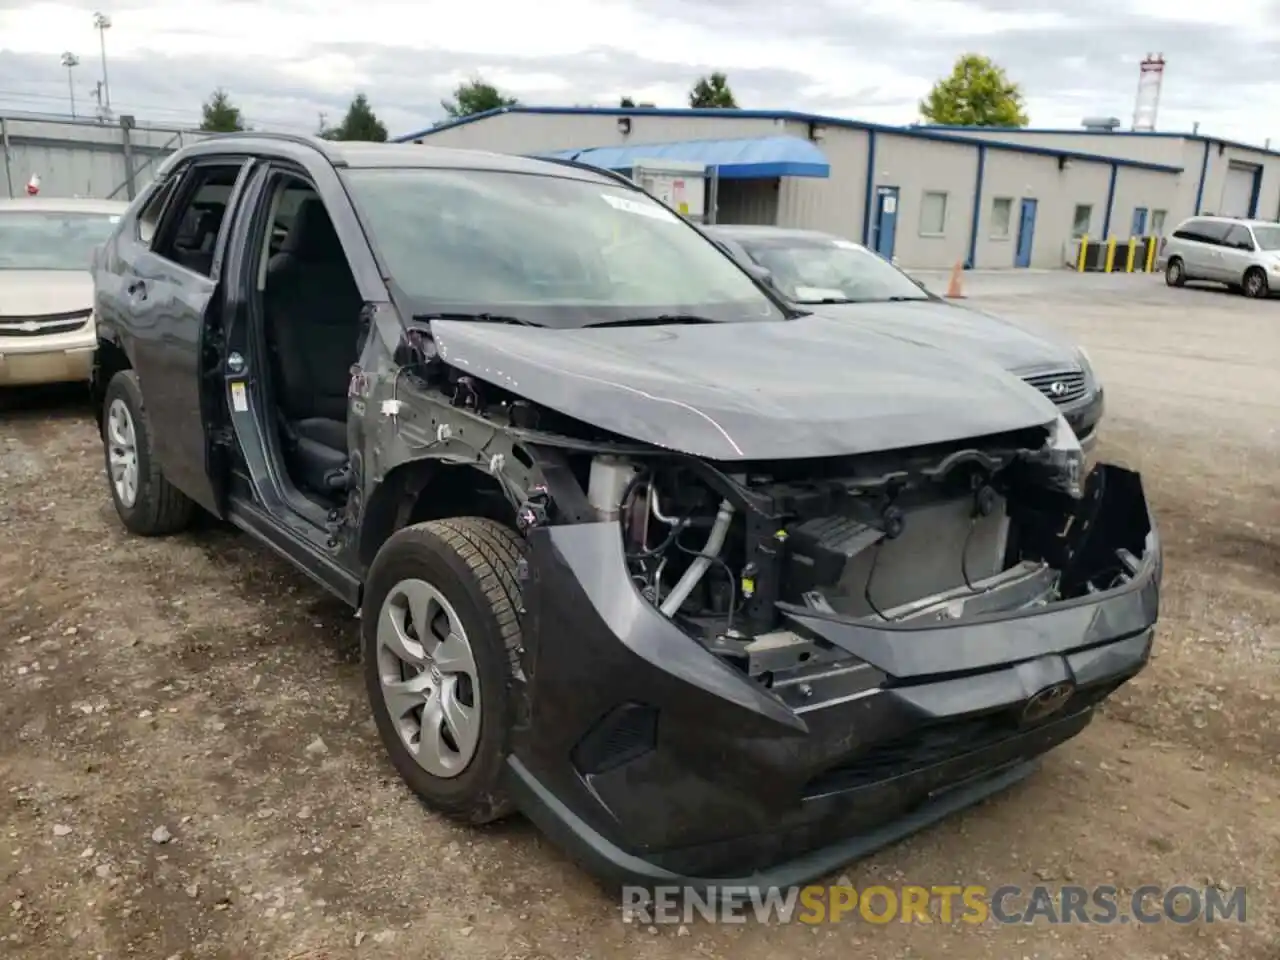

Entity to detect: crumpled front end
[504,423,1160,891]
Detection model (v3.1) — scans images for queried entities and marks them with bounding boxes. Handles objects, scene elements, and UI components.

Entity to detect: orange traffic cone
[945,260,965,298]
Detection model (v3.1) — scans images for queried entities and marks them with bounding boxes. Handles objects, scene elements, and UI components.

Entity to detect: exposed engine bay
[577,420,1152,683]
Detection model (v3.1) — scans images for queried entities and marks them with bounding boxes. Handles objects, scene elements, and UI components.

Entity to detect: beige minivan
[1158,215,1280,298]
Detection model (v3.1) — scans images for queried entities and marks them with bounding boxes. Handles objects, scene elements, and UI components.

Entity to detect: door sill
[227,495,361,607]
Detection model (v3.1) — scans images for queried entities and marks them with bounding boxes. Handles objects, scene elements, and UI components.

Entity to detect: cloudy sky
[0,0,1275,144]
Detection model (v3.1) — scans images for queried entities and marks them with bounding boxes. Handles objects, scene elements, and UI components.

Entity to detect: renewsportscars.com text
[621,883,1248,926]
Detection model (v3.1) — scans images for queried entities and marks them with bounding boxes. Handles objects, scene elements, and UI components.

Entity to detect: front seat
[262,197,363,497]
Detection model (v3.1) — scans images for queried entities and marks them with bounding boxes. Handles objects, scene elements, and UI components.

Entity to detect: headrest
[282,197,345,263]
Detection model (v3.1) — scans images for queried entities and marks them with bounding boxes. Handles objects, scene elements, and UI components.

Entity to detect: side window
[1175,219,1229,245]
[136,175,181,247]
[990,197,1013,238]
[919,191,948,236]
[151,162,245,278]
[1224,225,1254,250]
[1071,204,1093,238]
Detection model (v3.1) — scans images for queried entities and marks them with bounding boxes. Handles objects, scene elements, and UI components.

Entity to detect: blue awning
[539,135,830,179]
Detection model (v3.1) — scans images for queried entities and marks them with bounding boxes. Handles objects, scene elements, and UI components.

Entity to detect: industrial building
[397,106,1280,270]
[0,112,208,202]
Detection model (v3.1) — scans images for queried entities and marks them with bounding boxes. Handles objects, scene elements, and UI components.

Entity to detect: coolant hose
[660,499,734,617]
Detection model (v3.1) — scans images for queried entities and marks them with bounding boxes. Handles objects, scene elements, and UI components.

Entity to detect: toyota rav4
[90,134,1161,895]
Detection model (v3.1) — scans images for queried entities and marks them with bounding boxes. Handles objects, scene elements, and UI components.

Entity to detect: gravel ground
[2,272,1278,959]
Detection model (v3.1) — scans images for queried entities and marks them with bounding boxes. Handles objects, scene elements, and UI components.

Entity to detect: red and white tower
[1132,54,1165,132]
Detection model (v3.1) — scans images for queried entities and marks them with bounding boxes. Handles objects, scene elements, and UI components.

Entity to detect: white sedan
[0,196,129,387]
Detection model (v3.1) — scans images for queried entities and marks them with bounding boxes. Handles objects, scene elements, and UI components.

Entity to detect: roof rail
[197,130,343,161]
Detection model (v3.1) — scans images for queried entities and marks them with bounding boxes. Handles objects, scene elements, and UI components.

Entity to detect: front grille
[803,679,1126,797]
[0,310,92,338]
[1022,368,1087,406]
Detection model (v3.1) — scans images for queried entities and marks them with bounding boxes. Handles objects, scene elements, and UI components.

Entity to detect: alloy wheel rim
[1247,274,1263,295]
[376,578,482,778]
[106,398,139,508]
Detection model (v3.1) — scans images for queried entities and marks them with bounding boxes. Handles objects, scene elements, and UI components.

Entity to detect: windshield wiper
[584,314,722,328]
[412,312,542,327]
[798,297,857,304]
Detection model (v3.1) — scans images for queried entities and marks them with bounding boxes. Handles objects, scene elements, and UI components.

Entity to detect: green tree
[320,93,388,141]
[689,72,737,108]
[199,88,245,132]
[619,95,636,107]
[441,77,518,119]
[919,53,1029,127]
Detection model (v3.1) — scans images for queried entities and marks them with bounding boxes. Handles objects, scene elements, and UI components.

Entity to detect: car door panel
[1219,225,1254,284]
[111,158,254,515]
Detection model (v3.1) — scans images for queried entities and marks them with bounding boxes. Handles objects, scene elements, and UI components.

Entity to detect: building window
[1150,209,1167,236]
[1071,204,1093,238]
[990,197,1013,238]
[919,191,948,236]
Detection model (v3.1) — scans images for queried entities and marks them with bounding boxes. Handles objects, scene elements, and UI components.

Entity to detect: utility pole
[92,12,113,118]
[93,81,107,123]
[60,52,80,118]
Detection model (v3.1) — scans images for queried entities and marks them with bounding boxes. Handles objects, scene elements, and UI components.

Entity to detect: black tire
[1242,266,1269,299]
[1165,257,1186,287]
[362,518,525,824]
[101,369,195,536]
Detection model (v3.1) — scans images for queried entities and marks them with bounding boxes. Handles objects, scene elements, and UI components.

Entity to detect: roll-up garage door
[1219,161,1260,218]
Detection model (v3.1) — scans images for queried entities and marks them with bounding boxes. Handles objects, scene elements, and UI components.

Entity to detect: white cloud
[0,0,1277,145]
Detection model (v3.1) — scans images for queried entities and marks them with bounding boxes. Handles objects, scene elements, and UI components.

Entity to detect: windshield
[1252,225,1280,251]
[341,168,784,327]
[0,210,121,270]
[736,235,930,304]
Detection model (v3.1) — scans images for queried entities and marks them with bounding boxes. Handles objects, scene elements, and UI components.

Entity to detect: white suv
[1159,216,1280,298]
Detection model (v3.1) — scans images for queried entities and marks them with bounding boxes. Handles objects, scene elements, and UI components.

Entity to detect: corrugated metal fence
[0,113,210,202]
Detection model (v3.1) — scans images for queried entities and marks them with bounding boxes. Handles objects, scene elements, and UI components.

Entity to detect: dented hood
[429,315,1060,461]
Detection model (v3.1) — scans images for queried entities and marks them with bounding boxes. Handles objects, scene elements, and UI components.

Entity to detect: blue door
[872,186,899,259]
[1131,207,1148,236]
[1015,198,1038,267]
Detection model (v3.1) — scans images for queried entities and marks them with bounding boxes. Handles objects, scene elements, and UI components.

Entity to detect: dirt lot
[2,272,1278,960]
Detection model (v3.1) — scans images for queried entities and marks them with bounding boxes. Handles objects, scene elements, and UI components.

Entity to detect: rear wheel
[362,518,525,824]
[101,370,195,536]
[1165,257,1186,287]
[1242,267,1269,298]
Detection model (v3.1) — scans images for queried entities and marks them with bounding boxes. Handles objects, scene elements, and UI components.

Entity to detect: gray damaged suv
[88,134,1161,894]
[1159,215,1280,298]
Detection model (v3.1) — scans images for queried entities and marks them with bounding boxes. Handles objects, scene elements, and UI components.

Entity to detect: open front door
[108,157,255,516]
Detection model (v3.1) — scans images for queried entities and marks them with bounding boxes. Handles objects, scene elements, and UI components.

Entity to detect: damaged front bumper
[506,464,1160,892]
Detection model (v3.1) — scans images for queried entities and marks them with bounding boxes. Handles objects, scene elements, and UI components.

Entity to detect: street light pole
[92,12,112,117]
[60,52,80,118]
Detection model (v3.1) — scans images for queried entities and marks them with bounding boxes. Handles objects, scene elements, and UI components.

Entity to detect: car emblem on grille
[18,320,40,333]
[1048,380,1068,397]
[1020,681,1075,725]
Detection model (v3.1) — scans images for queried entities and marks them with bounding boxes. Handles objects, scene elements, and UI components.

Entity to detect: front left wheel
[362,518,526,824]
[1242,267,1269,299]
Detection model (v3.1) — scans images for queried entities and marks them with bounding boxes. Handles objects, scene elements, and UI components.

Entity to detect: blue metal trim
[862,130,877,245]
[1249,164,1263,218]
[1102,164,1118,238]
[966,145,986,269]
[395,107,1184,173]
[1193,141,1210,214]
[911,124,1280,160]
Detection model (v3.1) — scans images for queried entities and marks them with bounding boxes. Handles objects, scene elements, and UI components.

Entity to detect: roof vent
[1081,116,1121,132]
